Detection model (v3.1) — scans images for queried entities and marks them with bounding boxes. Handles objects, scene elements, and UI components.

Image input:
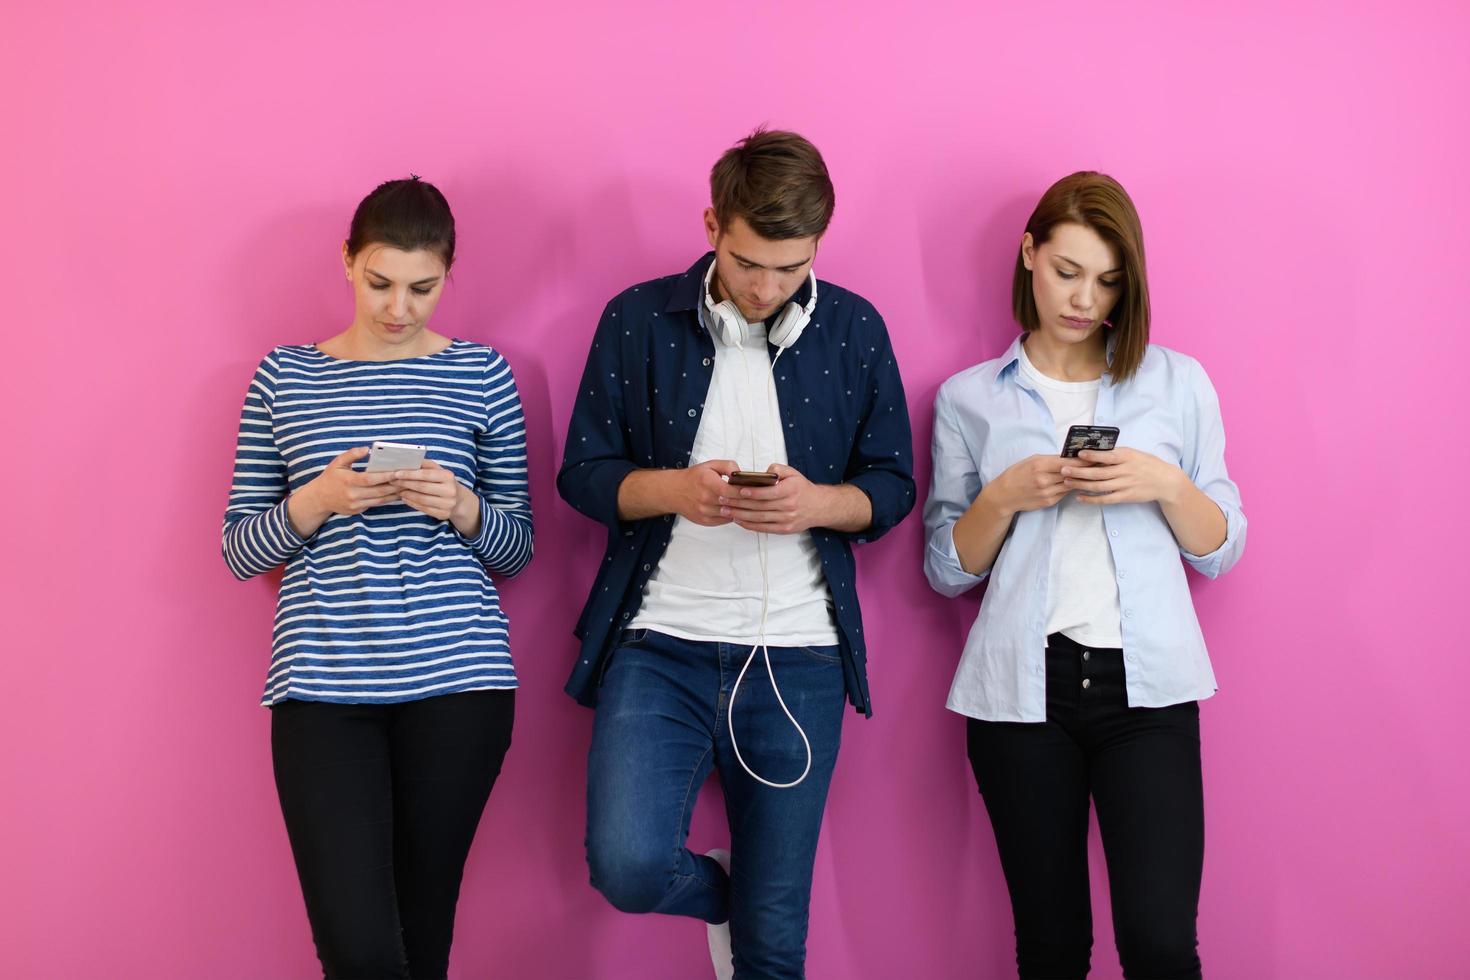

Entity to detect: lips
[1063,316,1092,329]
[381,322,410,333]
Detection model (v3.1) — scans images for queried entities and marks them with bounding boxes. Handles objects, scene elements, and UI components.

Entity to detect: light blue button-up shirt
[923,335,1246,722]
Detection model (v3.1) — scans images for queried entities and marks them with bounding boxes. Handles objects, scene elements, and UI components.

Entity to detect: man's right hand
[671,458,741,526]
[617,458,741,524]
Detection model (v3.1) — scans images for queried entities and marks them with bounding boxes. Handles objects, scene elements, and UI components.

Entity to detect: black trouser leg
[968,635,1204,980]
[271,691,514,980]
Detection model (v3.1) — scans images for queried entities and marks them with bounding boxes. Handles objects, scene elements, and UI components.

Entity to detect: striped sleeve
[221,353,305,580]
[456,349,533,576]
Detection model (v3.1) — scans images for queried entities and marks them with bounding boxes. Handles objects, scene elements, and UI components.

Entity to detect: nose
[389,288,409,319]
[753,270,782,306]
[1071,280,1096,316]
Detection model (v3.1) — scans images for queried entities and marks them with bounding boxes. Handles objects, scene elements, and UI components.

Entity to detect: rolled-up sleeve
[842,309,916,543]
[923,387,989,596]
[557,298,638,530]
[1179,358,1246,578]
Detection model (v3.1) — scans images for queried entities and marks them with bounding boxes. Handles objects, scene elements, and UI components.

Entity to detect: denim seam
[667,744,721,895]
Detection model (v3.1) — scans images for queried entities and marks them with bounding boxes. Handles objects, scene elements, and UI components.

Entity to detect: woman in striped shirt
[223,177,532,979]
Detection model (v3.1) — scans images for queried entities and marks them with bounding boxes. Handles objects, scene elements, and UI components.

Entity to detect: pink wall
[4,2,1467,977]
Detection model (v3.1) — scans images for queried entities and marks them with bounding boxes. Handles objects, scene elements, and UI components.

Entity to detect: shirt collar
[998,330,1118,386]
[665,253,713,314]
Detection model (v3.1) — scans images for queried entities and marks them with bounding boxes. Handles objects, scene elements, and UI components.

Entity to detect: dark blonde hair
[1012,171,1149,382]
[709,128,835,240]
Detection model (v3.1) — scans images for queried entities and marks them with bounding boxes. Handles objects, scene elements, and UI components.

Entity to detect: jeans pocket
[617,628,649,647]
[797,644,842,665]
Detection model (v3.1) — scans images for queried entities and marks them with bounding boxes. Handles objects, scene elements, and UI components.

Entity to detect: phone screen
[1060,425,1120,458]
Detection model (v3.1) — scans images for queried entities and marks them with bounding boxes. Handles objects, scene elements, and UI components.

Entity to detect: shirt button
[1082,651,1090,661]
[1110,529,1118,538]
[702,357,711,366]
[1082,678,1091,689]
[1118,570,1127,579]
[642,564,650,571]
[687,408,697,417]
[1124,609,1133,618]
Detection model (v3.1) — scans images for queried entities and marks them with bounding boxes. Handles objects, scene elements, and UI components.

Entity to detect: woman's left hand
[391,460,468,521]
[1061,448,1190,506]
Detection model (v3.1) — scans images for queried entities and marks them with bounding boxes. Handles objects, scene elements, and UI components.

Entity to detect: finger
[1077,449,1122,464]
[766,463,800,479]
[391,475,454,492]
[1059,465,1121,482]
[1065,477,1128,494]
[418,459,444,470]
[332,446,371,466]
[722,495,792,512]
[727,481,796,501]
[351,470,399,487]
[399,490,449,514]
[724,506,792,524]
[734,520,797,534]
[702,459,741,476]
[353,491,401,508]
[351,493,400,512]
[1076,491,1131,505]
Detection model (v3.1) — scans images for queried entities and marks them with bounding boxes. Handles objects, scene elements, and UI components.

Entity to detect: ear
[1020,232,1035,272]
[342,241,353,280]
[703,208,721,250]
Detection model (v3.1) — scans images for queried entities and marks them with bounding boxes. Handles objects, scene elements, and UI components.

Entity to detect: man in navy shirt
[558,129,914,978]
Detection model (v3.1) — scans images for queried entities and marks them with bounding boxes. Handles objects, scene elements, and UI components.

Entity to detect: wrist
[451,483,480,525]
[975,484,1014,521]
[287,483,329,537]
[1159,468,1192,508]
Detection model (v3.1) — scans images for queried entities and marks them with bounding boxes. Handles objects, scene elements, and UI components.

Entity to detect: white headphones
[703,257,817,350]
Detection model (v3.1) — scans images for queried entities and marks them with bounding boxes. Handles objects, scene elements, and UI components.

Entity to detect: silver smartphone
[365,441,427,473]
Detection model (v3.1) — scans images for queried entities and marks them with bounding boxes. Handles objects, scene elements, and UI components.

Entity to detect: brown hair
[709,128,835,240]
[346,175,456,269]
[1012,171,1150,382]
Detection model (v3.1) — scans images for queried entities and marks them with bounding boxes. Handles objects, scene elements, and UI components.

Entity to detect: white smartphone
[365,440,427,473]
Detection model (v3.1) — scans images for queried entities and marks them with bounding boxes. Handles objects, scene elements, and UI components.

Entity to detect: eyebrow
[730,251,812,273]
[365,268,442,286]
[1055,254,1123,275]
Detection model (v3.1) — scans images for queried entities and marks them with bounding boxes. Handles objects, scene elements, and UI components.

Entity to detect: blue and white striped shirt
[223,340,533,706]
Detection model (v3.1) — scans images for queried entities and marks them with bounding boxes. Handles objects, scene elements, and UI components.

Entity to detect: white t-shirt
[1016,344,1123,649]
[629,314,840,646]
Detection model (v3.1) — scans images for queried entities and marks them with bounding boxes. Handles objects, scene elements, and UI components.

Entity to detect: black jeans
[271,690,514,980]
[968,634,1204,980]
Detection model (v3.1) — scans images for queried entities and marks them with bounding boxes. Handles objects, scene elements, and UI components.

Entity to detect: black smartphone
[1061,425,1120,458]
[727,470,779,487]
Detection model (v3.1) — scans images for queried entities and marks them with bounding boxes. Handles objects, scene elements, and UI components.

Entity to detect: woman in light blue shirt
[923,171,1245,980]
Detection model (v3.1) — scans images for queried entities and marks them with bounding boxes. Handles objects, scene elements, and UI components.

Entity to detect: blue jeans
[586,628,847,980]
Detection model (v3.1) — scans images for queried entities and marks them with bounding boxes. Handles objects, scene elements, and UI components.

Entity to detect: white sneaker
[705,848,733,980]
